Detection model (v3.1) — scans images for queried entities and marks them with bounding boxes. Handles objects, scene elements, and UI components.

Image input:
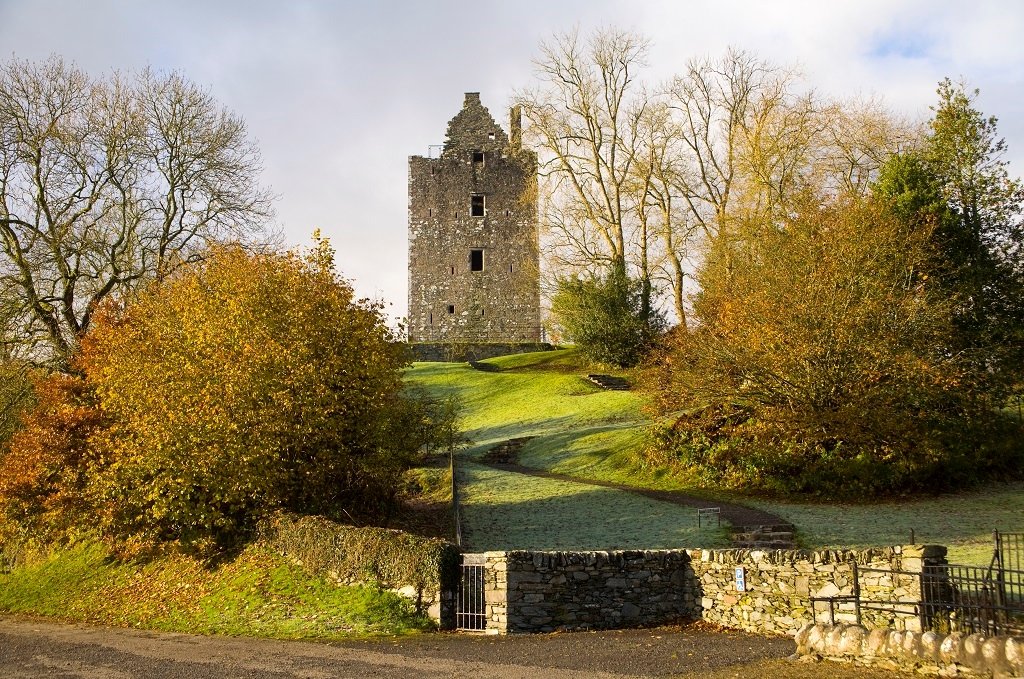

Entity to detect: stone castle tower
[407,92,540,343]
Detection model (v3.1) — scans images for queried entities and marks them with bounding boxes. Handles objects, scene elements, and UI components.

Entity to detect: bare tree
[667,49,807,247]
[667,49,911,287]
[0,57,272,369]
[514,28,650,281]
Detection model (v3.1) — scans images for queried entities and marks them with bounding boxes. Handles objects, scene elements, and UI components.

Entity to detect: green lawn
[746,485,1024,565]
[407,349,1024,566]
[409,353,730,550]
[459,462,727,551]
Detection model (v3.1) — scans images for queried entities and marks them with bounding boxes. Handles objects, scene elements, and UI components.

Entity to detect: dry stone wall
[691,544,947,634]
[479,550,696,633]
[408,341,552,362]
[471,545,946,635]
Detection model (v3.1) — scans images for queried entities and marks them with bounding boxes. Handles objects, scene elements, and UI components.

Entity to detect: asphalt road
[0,617,913,678]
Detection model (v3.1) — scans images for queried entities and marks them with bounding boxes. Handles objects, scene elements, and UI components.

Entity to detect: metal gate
[456,555,487,631]
[811,533,1024,636]
[993,530,1024,607]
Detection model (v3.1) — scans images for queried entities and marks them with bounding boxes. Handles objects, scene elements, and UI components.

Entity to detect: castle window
[488,131,496,140]
[471,194,485,217]
[509,263,514,273]
[470,249,484,272]
[472,150,484,164]
[429,312,433,325]
[450,265,455,275]
[448,304,455,314]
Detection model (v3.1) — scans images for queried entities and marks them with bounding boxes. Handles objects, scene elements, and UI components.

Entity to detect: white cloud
[1,0,1021,320]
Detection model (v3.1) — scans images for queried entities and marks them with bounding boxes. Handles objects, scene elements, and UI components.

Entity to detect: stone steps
[585,374,630,390]
[729,524,797,549]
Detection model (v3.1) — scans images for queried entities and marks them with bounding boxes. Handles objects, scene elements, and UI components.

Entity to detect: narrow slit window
[470,249,484,272]
[447,304,455,314]
[450,265,455,275]
[428,312,433,325]
[472,150,484,164]
[471,194,485,217]
[509,263,514,273]
[428,208,432,218]
[480,308,485,316]
[505,209,510,217]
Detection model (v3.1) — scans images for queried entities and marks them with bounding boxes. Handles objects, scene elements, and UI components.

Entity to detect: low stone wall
[479,550,696,633]
[691,545,947,635]
[471,545,946,635]
[795,622,1024,677]
[408,342,553,362]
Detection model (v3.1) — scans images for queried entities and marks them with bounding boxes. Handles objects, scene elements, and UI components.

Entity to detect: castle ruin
[407,93,541,346]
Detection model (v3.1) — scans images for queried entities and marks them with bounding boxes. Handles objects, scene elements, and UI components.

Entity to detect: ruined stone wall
[408,93,540,343]
[472,545,946,635]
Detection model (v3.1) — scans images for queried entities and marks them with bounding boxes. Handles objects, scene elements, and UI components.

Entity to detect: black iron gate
[456,554,487,631]
[811,531,1024,636]
[993,530,1024,607]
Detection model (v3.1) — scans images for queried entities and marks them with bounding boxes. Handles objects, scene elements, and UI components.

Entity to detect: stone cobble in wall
[795,622,1024,677]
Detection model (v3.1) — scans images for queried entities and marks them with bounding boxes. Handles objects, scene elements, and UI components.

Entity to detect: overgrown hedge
[259,512,459,594]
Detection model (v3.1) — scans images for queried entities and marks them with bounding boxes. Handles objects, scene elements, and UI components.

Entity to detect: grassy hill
[406,349,1024,565]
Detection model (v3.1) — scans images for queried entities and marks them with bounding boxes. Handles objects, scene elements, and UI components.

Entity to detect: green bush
[648,407,1024,498]
[0,241,441,552]
[550,267,663,368]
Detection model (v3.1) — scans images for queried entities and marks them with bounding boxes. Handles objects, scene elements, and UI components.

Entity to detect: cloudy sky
[1,0,1021,321]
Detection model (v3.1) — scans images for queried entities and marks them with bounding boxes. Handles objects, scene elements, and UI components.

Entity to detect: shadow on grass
[457,462,730,552]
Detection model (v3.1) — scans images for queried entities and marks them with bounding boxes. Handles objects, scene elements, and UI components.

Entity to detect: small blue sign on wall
[734,567,746,592]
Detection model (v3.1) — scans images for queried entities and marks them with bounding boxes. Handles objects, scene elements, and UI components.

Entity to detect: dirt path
[0,616,912,678]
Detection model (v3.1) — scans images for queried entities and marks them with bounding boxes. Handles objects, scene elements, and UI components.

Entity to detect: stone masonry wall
[472,545,947,635]
[408,341,553,362]
[408,93,540,343]
[480,550,696,633]
[691,545,947,635]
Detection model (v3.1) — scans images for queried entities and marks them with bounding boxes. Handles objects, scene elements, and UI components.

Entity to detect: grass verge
[0,540,432,638]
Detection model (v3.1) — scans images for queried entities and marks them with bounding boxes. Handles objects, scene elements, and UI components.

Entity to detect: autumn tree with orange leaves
[645,189,1023,496]
[0,239,439,551]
